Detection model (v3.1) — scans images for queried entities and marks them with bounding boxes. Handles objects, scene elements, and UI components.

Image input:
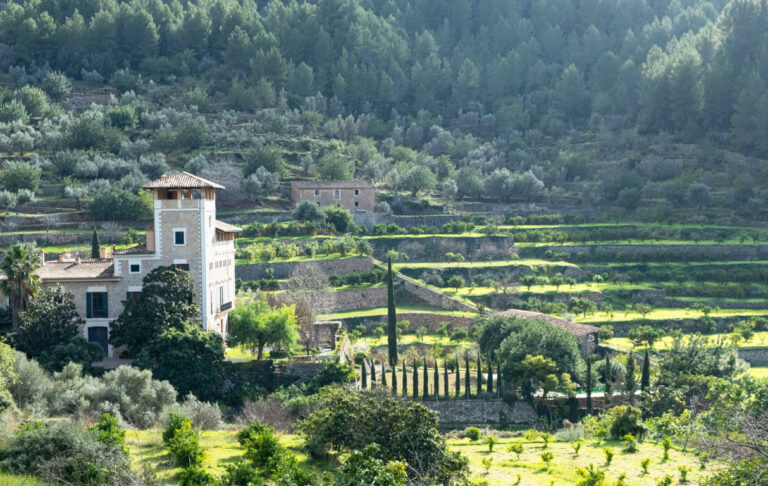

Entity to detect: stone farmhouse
[290,180,375,213]
[34,172,240,358]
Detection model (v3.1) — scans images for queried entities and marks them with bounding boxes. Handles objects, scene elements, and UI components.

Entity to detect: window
[88,327,108,355]
[354,189,359,196]
[219,286,224,306]
[174,230,186,246]
[129,262,141,274]
[334,189,340,199]
[175,263,190,271]
[314,189,320,196]
[86,292,108,319]
[354,201,359,207]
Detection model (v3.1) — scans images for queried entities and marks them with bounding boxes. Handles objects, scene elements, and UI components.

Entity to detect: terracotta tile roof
[38,259,116,281]
[143,172,225,190]
[215,220,242,233]
[497,308,599,337]
[291,180,373,189]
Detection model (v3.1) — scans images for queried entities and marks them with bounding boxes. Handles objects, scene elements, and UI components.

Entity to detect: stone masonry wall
[322,286,389,312]
[369,236,515,262]
[351,313,476,333]
[422,399,537,424]
[236,257,373,280]
[527,244,768,261]
[737,347,768,366]
[396,274,476,312]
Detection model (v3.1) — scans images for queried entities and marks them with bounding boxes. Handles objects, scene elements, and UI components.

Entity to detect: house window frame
[334,189,340,200]
[86,291,108,319]
[354,189,359,196]
[173,228,186,246]
[128,261,141,274]
[314,189,320,196]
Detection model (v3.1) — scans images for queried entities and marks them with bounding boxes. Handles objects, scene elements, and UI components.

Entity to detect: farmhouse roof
[497,308,599,337]
[291,180,373,189]
[143,172,225,190]
[37,259,116,281]
[215,220,242,233]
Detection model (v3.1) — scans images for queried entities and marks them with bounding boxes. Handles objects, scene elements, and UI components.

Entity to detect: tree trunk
[257,341,265,360]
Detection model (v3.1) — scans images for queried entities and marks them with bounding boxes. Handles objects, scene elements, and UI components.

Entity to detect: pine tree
[586,356,593,413]
[402,360,408,397]
[91,229,101,259]
[476,356,482,396]
[361,360,367,390]
[422,358,428,398]
[386,257,397,366]
[604,353,612,404]
[464,353,471,399]
[443,361,449,398]
[433,359,439,399]
[413,362,419,399]
[625,350,637,403]
[641,347,650,392]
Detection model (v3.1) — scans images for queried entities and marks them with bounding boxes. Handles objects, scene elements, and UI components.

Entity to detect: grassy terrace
[576,307,768,323]
[747,367,768,378]
[603,332,768,352]
[235,253,363,265]
[392,259,574,270]
[318,304,478,320]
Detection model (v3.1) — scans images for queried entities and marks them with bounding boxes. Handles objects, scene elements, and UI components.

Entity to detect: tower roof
[143,172,225,190]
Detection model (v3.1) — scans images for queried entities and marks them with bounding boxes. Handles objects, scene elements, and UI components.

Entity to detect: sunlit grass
[577,307,768,323]
[318,305,478,320]
[604,332,768,351]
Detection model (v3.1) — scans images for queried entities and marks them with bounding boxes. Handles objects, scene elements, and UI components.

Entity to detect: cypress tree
[625,350,637,403]
[91,229,101,259]
[381,364,387,390]
[464,353,471,399]
[487,357,493,394]
[497,361,503,397]
[413,362,419,399]
[402,360,408,397]
[641,347,650,391]
[433,359,439,399]
[386,257,398,367]
[586,356,593,413]
[443,361,449,398]
[361,361,367,390]
[422,358,428,398]
[476,357,482,396]
[604,353,612,404]
[391,366,397,394]
[371,359,377,387]
[455,362,461,398]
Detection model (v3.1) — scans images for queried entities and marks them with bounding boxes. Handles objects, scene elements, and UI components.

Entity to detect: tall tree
[641,348,651,392]
[402,359,407,396]
[225,293,298,360]
[0,244,40,331]
[487,357,494,394]
[413,361,419,399]
[464,353,471,399]
[586,356,593,413]
[443,361,449,398]
[361,360,367,390]
[476,356,482,396]
[391,366,397,394]
[625,350,637,404]
[371,359,376,386]
[91,229,100,259]
[455,360,461,398]
[433,359,439,399]
[604,353,612,404]
[17,286,82,358]
[387,257,397,366]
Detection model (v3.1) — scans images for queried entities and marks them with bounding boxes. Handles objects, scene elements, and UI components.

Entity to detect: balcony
[219,301,233,311]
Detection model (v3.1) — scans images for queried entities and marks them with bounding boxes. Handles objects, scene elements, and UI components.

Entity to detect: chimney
[146,227,155,252]
[58,252,67,262]
[99,246,108,259]
[38,250,45,267]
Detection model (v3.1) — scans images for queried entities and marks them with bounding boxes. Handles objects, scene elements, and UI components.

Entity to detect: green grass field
[392,259,575,270]
[604,332,768,351]
[577,307,768,323]
[0,475,45,486]
[746,367,768,378]
[454,435,716,485]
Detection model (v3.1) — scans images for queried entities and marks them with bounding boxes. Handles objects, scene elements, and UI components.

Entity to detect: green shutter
[86,292,92,319]
[103,292,108,317]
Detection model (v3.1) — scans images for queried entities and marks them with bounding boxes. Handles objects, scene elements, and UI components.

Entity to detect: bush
[237,422,284,476]
[90,413,126,452]
[307,360,355,393]
[41,71,71,100]
[606,405,645,439]
[0,421,136,485]
[1,161,40,192]
[166,418,206,467]
[162,393,223,431]
[222,460,262,486]
[464,426,481,441]
[179,466,220,486]
[8,352,53,415]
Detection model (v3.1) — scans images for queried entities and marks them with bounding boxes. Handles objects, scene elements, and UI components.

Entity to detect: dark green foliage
[243,145,286,176]
[433,360,439,399]
[422,358,428,398]
[291,200,325,223]
[443,361,449,398]
[165,417,206,467]
[391,365,397,394]
[164,413,189,443]
[222,460,263,486]
[298,387,467,483]
[90,413,126,453]
[308,359,355,393]
[387,257,397,367]
[401,360,406,396]
[361,359,368,390]
[17,286,83,359]
[476,357,482,396]
[586,357,593,413]
[38,337,104,373]
[237,422,284,476]
[702,458,767,486]
[179,466,220,486]
[455,362,461,398]
[464,353,471,398]
[625,351,637,403]
[412,361,418,399]
[604,353,612,399]
[1,161,40,192]
[323,204,354,233]
[336,444,407,485]
[0,421,136,485]
[91,229,100,259]
[641,348,650,391]
[487,357,493,394]
[606,405,645,439]
[89,187,152,221]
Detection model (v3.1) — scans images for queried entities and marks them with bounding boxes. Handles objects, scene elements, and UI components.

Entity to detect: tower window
[129,262,141,274]
[174,229,186,246]
[354,201,359,207]
[354,189,359,196]
[314,189,320,196]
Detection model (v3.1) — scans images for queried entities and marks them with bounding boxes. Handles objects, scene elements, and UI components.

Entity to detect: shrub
[221,460,262,486]
[237,422,284,476]
[662,436,672,460]
[90,413,126,453]
[167,419,206,467]
[8,352,53,415]
[162,393,223,431]
[0,421,136,485]
[486,435,497,452]
[541,432,552,448]
[508,442,523,459]
[1,161,40,192]
[572,440,583,455]
[641,457,651,474]
[555,424,585,441]
[657,474,673,486]
[179,466,220,486]
[576,464,605,486]
[603,447,614,466]
[607,405,645,439]
[541,451,554,468]
[464,426,481,441]
[163,413,188,443]
[622,433,638,453]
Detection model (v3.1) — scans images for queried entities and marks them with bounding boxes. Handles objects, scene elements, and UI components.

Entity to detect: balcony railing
[219,301,233,311]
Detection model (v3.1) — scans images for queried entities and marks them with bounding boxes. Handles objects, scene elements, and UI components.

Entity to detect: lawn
[0,475,45,486]
[746,367,768,378]
[125,430,326,485]
[577,307,768,323]
[450,435,716,486]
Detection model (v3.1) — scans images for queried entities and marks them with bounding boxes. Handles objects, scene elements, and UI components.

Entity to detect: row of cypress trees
[359,355,503,400]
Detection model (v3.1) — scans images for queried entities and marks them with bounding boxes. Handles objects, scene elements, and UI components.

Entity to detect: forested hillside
[0,0,766,221]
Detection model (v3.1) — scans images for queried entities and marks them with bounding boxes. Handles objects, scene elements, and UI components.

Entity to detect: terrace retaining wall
[395,274,477,312]
[737,347,768,366]
[605,316,752,336]
[236,257,373,280]
[524,244,768,261]
[349,313,476,333]
[422,399,537,424]
[369,236,516,262]
[324,286,389,312]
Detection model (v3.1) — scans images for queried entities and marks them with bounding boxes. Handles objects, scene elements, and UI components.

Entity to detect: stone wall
[349,313,476,333]
[606,316,749,336]
[421,399,537,424]
[737,347,768,366]
[324,286,389,312]
[524,244,768,261]
[355,213,463,230]
[395,275,476,312]
[369,236,515,262]
[236,257,373,280]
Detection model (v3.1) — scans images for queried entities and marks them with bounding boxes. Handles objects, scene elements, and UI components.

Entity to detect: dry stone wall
[236,257,373,280]
[395,275,476,312]
[369,236,515,262]
[351,313,476,333]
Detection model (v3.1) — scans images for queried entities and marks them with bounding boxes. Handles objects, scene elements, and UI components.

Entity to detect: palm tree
[0,244,40,331]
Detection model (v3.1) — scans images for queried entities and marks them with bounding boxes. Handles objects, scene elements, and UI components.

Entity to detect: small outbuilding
[290,180,375,213]
[497,308,599,357]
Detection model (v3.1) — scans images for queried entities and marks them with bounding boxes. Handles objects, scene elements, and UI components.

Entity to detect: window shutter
[86,292,92,319]
[102,292,108,317]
